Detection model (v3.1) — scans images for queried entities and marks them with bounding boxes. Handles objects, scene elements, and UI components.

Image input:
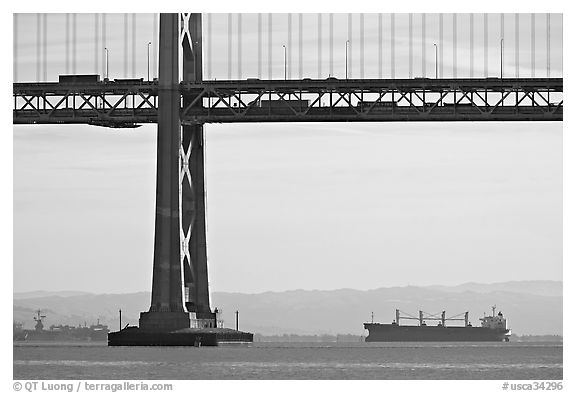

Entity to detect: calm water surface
[13,341,562,380]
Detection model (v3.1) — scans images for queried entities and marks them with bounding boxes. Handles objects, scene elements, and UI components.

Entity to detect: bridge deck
[13,78,563,126]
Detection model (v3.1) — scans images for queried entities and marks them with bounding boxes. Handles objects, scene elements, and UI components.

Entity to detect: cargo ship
[364,306,511,342]
[13,310,109,342]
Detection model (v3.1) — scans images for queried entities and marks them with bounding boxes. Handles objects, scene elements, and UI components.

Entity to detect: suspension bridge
[12,13,563,345]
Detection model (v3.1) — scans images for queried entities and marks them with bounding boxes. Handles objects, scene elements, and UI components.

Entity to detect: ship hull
[364,323,510,342]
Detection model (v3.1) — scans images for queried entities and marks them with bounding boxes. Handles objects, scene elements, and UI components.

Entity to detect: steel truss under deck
[13,78,562,127]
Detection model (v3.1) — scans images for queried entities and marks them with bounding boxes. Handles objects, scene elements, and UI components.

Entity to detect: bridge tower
[139,13,214,331]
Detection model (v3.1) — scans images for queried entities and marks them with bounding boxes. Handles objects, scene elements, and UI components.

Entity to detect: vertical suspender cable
[360,13,364,79]
[207,13,212,80]
[131,13,136,77]
[268,14,272,80]
[42,13,47,81]
[500,13,504,78]
[515,13,519,78]
[238,14,242,79]
[65,14,70,75]
[258,14,262,79]
[453,13,457,78]
[288,13,292,79]
[421,13,426,78]
[72,14,77,74]
[268,13,272,80]
[153,13,158,79]
[469,13,474,78]
[13,14,17,82]
[227,13,232,80]
[348,14,352,79]
[95,13,99,76]
[409,13,413,78]
[391,13,395,79]
[378,14,382,79]
[531,13,535,78]
[484,13,488,78]
[124,14,128,78]
[36,14,41,82]
[546,13,550,78]
[298,13,303,79]
[439,13,443,79]
[317,13,322,79]
[329,13,334,77]
[102,14,107,79]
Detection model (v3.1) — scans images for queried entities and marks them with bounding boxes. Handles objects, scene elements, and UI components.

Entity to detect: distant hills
[13,280,562,336]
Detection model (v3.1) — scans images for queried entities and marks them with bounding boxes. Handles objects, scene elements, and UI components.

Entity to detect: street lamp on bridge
[147,42,152,82]
[104,47,109,80]
[282,44,287,80]
[345,40,349,80]
[500,38,504,79]
[433,43,438,79]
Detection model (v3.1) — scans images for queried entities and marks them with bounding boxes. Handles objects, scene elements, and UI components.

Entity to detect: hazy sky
[12,13,563,294]
[13,13,562,82]
[13,122,562,294]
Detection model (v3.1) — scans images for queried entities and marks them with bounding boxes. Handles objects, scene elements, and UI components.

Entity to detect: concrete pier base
[138,311,192,332]
[108,327,253,347]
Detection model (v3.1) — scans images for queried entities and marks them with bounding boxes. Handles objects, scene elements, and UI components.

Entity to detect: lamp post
[500,38,504,79]
[282,45,287,80]
[345,40,349,80]
[433,43,438,79]
[147,41,151,81]
[104,47,109,80]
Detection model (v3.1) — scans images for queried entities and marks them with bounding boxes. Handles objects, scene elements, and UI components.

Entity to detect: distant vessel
[13,310,109,342]
[364,306,511,342]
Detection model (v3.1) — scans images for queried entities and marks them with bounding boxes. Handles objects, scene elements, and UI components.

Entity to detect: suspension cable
[531,13,535,78]
[94,13,99,76]
[421,13,426,77]
[317,13,322,79]
[257,13,261,79]
[237,13,242,79]
[484,13,488,77]
[123,14,128,78]
[546,13,550,78]
[360,13,364,79]
[288,13,292,79]
[453,13,457,78]
[515,13,519,78]
[378,14,382,79]
[13,14,17,82]
[42,13,47,81]
[268,13,272,79]
[298,13,303,79]
[329,13,333,77]
[470,13,474,78]
[227,13,232,80]
[131,13,136,77]
[72,13,77,74]
[409,13,413,78]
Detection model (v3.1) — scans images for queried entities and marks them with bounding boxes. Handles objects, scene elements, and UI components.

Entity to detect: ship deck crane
[394,309,471,327]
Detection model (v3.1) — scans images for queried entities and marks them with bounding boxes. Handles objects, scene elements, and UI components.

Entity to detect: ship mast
[33,309,46,331]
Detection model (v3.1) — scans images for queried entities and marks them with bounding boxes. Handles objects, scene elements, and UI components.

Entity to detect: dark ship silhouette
[364,306,511,342]
[13,310,109,342]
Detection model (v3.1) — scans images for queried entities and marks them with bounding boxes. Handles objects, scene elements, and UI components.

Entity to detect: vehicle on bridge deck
[259,99,310,109]
[113,78,145,84]
[357,101,398,111]
[443,103,475,107]
[59,74,101,84]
